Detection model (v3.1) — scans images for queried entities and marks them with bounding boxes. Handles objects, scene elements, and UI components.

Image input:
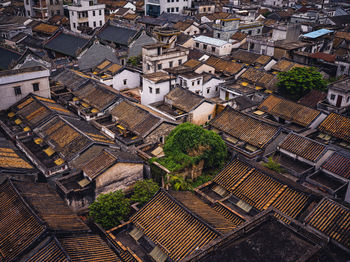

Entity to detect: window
[99,9,102,15]
[71,11,74,16]
[208,7,211,11]
[73,22,76,28]
[14,86,21,96]
[203,7,206,12]
[27,10,30,16]
[171,7,174,12]
[147,64,151,71]
[330,94,336,100]
[100,20,102,26]
[176,7,179,12]
[167,8,170,12]
[33,83,39,92]
[157,63,162,70]
[257,29,261,34]
[217,33,220,38]
[93,21,96,27]
[169,61,173,68]
[340,65,346,72]
[50,0,53,4]
[149,87,153,93]
[203,44,207,50]
[156,88,160,94]
[196,42,199,48]
[123,79,127,85]
[248,30,252,35]
[197,79,200,85]
[93,10,95,16]
[207,89,210,94]
[192,81,195,86]
[26,0,28,4]
[56,10,60,15]
[212,46,216,52]
[347,97,350,102]
[178,59,182,65]
[208,114,212,120]
[89,0,93,5]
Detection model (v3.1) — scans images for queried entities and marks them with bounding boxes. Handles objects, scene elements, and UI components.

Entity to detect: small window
[197,80,200,85]
[33,83,39,91]
[212,46,216,52]
[93,21,96,27]
[73,22,76,28]
[156,88,160,94]
[203,7,206,12]
[71,11,74,16]
[157,64,162,70]
[169,61,173,68]
[167,8,170,12]
[330,94,336,100]
[26,0,28,4]
[123,79,127,85]
[147,64,151,70]
[171,7,174,12]
[192,81,195,86]
[89,0,93,5]
[100,20,102,26]
[207,89,210,94]
[176,7,179,12]
[56,10,60,15]
[196,42,200,48]
[93,10,95,16]
[208,7,211,11]
[178,59,182,65]
[208,114,212,120]
[217,33,220,38]
[99,9,102,15]
[203,44,207,50]
[50,0,53,4]
[27,10,30,16]
[149,87,153,93]
[14,86,21,96]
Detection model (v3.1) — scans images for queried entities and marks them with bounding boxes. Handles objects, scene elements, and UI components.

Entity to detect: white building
[141,72,175,105]
[0,66,50,110]
[92,60,141,91]
[144,0,192,16]
[24,0,63,18]
[68,0,105,33]
[142,43,189,74]
[177,72,224,98]
[193,35,233,56]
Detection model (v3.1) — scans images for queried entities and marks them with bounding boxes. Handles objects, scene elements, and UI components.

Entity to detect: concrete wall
[141,78,174,105]
[95,162,143,195]
[0,70,50,110]
[190,102,216,125]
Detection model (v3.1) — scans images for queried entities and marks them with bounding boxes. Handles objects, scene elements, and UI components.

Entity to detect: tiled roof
[258,95,321,127]
[170,191,243,234]
[321,152,350,179]
[40,117,92,160]
[183,59,201,68]
[44,31,90,57]
[231,49,260,64]
[240,67,266,83]
[0,141,33,170]
[0,46,22,70]
[209,107,279,148]
[14,180,90,232]
[271,60,295,72]
[12,94,74,129]
[298,89,327,109]
[205,56,244,75]
[165,87,204,113]
[73,80,119,111]
[0,180,46,262]
[33,23,59,35]
[254,55,271,65]
[131,190,220,261]
[318,113,350,143]
[58,234,122,262]
[309,52,336,63]
[26,238,69,262]
[279,133,327,162]
[213,159,310,220]
[97,24,138,46]
[83,150,116,179]
[306,198,350,249]
[110,100,161,137]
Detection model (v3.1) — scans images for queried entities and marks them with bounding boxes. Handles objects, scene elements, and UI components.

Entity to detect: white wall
[68,2,105,32]
[203,78,224,98]
[113,69,140,91]
[141,78,175,105]
[0,70,50,110]
[190,102,216,125]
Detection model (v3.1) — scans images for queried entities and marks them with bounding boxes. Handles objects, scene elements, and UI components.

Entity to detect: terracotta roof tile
[321,152,350,179]
[318,113,350,143]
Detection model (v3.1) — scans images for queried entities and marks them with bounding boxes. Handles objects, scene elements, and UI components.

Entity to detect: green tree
[263,156,283,174]
[131,179,159,205]
[161,123,227,172]
[277,67,327,100]
[89,190,130,230]
[166,174,192,191]
[127,56,141,67]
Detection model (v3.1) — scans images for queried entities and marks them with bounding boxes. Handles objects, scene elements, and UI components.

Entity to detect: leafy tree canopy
[89,190,130,230]
[160,123,227,172]
[130,179,159,205]
[277,67,327,100]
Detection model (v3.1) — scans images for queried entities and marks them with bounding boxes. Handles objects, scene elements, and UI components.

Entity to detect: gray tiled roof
[97,24,137,46]
[45,32,89,57]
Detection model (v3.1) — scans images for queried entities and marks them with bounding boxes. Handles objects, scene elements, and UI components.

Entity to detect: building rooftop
[194,35,229,47]
[165,87,204,113]
[321,152,350,180]
[143,71,174,83]
[258,95,321,127]
[97,23,138,46]
[302,29,333,39]
[318,113,350,143]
